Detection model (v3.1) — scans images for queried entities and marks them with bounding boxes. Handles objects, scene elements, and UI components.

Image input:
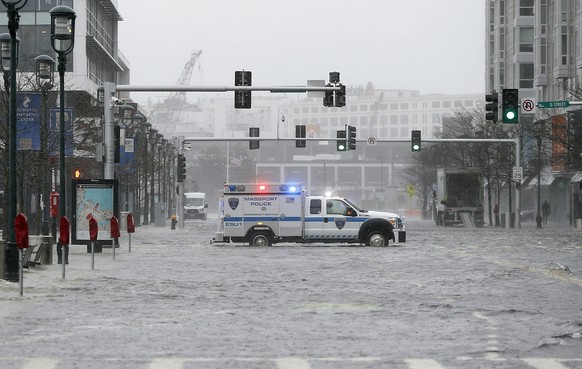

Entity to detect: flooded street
[1,219,581,368]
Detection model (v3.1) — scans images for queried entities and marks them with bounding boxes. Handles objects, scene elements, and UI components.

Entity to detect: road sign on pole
[537,101,570,108]
[513,166,523,181]
[521,98,536,115]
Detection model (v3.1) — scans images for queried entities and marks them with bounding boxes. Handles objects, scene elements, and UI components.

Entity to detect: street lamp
[49,5,75,223]
[0,0,26,282]
[141,121,150,224]
[35,54,55,236]
[149,129,159,224]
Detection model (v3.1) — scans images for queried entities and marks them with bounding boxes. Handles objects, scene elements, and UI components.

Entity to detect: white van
[183,192,207,220]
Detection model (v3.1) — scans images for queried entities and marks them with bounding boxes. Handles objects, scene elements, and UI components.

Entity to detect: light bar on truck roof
[223,183,302,194]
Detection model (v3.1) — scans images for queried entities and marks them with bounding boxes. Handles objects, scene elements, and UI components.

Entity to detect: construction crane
[152,49,202,136]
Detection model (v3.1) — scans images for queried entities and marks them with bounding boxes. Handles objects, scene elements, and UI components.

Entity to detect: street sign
[513,166,523,181]
[521,98,536,115]
[537,101,570,108]
[367,136,377,145]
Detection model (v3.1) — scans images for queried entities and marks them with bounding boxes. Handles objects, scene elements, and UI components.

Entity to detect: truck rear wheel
[250,232,271,246]
[366,231,388,247]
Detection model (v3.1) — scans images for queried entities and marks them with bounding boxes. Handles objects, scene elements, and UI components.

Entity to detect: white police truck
[213,183,405,246]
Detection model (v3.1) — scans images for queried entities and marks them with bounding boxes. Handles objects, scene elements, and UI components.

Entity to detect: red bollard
[110,216,120,260]
[59,216,70,279]
[89,217,98,270]
[127,213,135,253]
[15,213,29,296]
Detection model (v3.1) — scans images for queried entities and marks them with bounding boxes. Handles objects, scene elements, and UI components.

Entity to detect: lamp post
[35,54,55,236]
[535,121,544,229]
[149,130,159,224]
[49,5,75,222]
[118,104,134,212]
[1,0,26,282]
[141,121,151,225]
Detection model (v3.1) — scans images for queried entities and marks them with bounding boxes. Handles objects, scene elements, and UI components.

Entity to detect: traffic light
[335,84,346,107]
[177,154,186,182]
[323,83,334,107]
[234,70,252,109]
[249,127,260,150]
[502,88,519,123]
[347,125,356,150]
[411,130,421,152]
[336,130,346,151]
[485,91,499,123]
[73,168,83,179]
[295,125,306,148]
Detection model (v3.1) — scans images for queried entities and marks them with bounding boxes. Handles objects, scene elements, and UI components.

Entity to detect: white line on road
[405,358,447,369]
[522,358,571,369]
[149,358,186,369]
[22,358,58,369]
[275,358,312,369]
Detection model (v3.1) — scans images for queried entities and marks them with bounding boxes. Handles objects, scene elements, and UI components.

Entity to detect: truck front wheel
[366,231,388,247]
[250,232,272,246]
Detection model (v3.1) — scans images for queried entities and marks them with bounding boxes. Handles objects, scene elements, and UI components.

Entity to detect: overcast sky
[117,0,485,103]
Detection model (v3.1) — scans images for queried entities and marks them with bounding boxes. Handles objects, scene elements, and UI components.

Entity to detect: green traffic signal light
[337,130,346,151]
[411,130,421,152]
[502,88,519,124]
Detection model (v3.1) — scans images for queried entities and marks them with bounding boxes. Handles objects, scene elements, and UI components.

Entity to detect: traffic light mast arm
[109,85,342,93]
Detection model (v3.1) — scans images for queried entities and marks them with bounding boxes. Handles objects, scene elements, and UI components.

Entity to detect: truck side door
[322,199,360,239]
[304,198,324,238]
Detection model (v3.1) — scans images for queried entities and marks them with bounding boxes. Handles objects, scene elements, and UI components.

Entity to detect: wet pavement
[1,218,581,369]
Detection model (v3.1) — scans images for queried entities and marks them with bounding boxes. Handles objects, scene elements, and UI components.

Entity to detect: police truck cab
[214,183,405,246]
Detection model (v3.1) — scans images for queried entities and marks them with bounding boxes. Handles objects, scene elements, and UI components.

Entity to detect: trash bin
[40,235,53,265]
[504,212,515,229]
[575,219,582,229]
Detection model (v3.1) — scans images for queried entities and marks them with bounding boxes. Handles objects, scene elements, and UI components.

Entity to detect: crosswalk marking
[0,356,581,369]
[22,358,58,369]
[275,358,311,369]
[523,358,571,369]
[404,358,447,369]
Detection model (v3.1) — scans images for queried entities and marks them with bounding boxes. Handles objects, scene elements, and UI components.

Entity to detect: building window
[432,101,441,108]
[520,0,534,16]
[519,63,534,88]
[519,27,534,52]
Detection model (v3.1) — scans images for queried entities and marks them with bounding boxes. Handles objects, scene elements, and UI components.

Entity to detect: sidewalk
[0,224,173,300]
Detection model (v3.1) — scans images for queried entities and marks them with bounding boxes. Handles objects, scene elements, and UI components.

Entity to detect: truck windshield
[184,198,204,206]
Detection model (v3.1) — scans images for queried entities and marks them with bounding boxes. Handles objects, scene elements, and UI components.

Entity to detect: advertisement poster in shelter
[71,179,118,245]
